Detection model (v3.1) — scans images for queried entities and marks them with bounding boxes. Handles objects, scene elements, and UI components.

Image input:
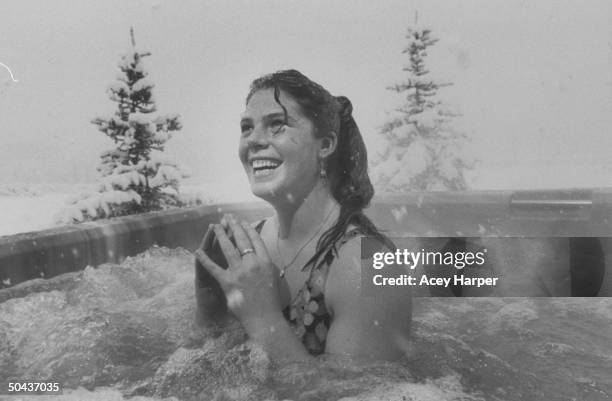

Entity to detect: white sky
[0,0,611,191]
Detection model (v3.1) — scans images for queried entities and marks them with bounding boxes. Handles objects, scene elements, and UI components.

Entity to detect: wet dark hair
[246,69,394,261]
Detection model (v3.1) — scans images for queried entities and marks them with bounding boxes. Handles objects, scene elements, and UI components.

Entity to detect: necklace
[276,204,336,278]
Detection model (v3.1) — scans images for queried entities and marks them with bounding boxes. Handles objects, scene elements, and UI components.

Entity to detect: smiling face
[239,88,323,204]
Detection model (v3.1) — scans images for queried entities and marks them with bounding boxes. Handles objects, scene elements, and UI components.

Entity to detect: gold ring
[240,248,255,256]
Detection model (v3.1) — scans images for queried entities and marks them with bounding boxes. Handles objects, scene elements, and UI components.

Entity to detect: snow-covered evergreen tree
[58,28,193,223]
[372,23,474,192]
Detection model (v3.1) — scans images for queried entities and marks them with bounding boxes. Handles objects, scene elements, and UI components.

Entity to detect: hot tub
[1,191,611,400]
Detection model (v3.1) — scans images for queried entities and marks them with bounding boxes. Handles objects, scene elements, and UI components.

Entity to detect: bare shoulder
[328,233,363,282]
[323,232,412,360]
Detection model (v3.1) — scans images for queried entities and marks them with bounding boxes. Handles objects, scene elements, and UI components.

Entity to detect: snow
[438,155,459,181]
[107,81,129,94]
[148,152,173,165]
[376,138,429,190]
[0,179,256,237]
[128,111,154,126]
[150,165,182,188]
[0,184,91,236]
[132,76,154,92]
[117,52,138,70]
[153,131,170,143]
[409,107,444,128]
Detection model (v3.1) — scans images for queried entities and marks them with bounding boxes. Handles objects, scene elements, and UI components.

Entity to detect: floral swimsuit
[255,221,362,356]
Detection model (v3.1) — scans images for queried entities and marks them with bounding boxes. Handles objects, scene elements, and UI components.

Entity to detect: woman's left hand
[195,215,283,333]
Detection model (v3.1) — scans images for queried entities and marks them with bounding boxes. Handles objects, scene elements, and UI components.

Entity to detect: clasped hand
[195,215,283,330]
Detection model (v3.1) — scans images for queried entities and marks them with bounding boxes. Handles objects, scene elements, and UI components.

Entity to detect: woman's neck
[273,184,340,242]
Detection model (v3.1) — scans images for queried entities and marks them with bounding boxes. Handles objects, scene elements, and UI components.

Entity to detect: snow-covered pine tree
[372,22,473,192]
[58,28,191,223]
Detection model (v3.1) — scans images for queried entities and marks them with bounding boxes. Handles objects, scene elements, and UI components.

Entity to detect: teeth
[254,169,275,176]
[252,159,280,169]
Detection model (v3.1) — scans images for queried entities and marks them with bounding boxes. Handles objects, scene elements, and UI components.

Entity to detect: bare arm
[239,310,311,363]
[324,238,412,361]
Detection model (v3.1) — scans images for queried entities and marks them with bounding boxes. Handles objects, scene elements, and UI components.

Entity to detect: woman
[195,69,412,362]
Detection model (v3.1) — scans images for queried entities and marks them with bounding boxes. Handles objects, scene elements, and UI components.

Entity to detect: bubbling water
[0,247,611,400]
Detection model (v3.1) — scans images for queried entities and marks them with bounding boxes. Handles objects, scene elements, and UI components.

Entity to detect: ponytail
[312,96,395,266]
[329,96,372,211]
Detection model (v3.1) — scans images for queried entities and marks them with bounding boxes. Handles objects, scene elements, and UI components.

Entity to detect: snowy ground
[0,193,72,237]
[0,179,256,237]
